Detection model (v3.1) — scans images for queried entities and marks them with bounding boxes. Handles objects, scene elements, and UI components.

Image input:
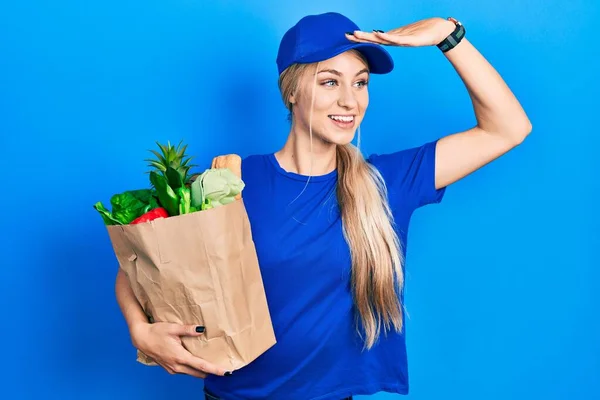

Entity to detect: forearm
[444,36,532,142]
[115,269,148,344]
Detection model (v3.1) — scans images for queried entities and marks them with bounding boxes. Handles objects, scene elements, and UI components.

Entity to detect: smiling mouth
[328,115,355,123]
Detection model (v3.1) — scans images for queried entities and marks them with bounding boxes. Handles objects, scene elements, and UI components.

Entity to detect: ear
[289,93,296,105]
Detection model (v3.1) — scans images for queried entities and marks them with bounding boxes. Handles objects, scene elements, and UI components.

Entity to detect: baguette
[211,154,242,199]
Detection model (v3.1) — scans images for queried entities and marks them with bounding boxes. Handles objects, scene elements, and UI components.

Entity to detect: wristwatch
[437,17,466,53]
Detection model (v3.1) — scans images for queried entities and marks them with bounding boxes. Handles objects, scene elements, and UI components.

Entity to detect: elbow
[485,120,532,147]
[515,119,533,145]
[507,117,532,146]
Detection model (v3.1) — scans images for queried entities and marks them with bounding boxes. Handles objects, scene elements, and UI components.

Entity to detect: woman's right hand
[130,322,231,379]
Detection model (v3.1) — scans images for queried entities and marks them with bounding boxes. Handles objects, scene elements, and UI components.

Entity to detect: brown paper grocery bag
[106,198,276,371]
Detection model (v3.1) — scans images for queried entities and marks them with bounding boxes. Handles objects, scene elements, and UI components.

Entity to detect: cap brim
[301,42,394,74]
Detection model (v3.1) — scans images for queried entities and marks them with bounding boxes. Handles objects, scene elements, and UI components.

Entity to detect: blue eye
[320,79,369,88]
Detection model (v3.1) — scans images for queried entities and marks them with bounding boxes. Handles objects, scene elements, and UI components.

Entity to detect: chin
[333,137,355,146]
[322,130,356,146]
[306,121,357,147]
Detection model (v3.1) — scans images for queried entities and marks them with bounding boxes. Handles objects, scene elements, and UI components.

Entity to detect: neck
[275,123,337,176]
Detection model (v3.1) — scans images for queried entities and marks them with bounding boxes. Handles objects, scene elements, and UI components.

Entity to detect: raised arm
[433,34,532,189]
[347,17,532,189]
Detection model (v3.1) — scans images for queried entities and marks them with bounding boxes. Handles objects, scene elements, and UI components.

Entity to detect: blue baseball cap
[276,12,394,75]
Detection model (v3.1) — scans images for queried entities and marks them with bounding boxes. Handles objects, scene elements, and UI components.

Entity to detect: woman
[115,12,531,400]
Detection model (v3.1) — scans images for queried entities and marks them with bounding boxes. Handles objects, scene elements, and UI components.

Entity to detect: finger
[172,324,206,337]
[345,34,387,46]
[347,31,390,45]
[172,364,208,379]
[161,363,177,375]
[183,353,231,377]
[372,31,415,46]
[345,35,371,44]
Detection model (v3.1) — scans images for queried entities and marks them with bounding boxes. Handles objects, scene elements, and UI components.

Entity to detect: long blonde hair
[278,50,405,350]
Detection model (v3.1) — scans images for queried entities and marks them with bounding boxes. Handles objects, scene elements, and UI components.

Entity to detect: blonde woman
[115,12,532,400]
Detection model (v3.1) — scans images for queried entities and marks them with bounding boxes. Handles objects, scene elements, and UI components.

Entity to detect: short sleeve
[367,139,446,209]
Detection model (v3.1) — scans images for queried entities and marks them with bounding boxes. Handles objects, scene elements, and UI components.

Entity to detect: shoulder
[242,153,266,167]
[366,139,445,209]
[242,153,269,166]
[241,153,272,182]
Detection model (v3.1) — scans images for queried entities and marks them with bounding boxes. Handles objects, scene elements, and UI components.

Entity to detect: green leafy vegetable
[177,186,191,215]
[93,140,246,228]
[150,171,180,216]
[165,166,184,190]
[201,198,213,210]
[190,175,204,208]
[93,202,124,225]
[196,168,245,208]
[93,189,159,225]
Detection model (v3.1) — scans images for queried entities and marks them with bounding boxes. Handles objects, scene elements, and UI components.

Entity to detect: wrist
[440,19,456,39]
[436,17,466,53]
[129,320,151,349]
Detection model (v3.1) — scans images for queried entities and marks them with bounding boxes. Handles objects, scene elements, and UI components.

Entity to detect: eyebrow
[317,68,370,77]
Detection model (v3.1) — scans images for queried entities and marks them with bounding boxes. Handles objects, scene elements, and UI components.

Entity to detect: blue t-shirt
[204,140,446,400]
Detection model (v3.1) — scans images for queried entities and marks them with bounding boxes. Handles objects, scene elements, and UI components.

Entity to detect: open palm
[346,17,457,48]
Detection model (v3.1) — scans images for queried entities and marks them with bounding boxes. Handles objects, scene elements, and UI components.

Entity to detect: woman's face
[290,51,370,146]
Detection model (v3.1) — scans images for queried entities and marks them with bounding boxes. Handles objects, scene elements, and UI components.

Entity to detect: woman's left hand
[345,17,457,48]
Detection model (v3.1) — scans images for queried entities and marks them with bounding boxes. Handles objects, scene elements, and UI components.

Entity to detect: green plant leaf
[201,198,213,211]
[145,149,168,166]
[157,141,169,156]
[177,186,191,215]
[176,143,188,159]
[108,190,153,224]
[93,202,123,225]
[150,171,180,216]
[165,166,184,189]
[145,161,165,171]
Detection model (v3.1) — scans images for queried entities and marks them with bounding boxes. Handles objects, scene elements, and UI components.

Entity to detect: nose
[337,84,358,109]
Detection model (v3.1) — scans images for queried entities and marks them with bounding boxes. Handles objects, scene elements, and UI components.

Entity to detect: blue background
[2,0,597,399]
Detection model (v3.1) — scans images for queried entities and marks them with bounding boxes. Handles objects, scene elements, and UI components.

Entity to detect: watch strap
[437,17,466,53]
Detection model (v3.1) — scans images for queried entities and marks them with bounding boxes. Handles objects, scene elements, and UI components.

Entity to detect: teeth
[329,115,354,122]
